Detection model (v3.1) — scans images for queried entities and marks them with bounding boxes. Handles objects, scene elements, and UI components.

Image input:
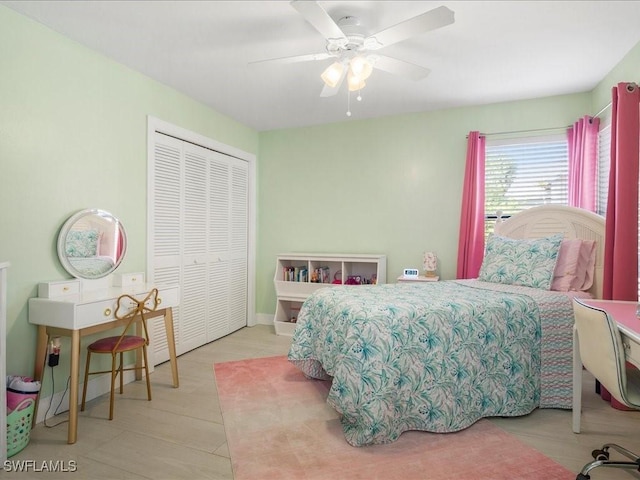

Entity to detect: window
[595,116,640,297]
[596,122,611,216]
[485,135,569,234]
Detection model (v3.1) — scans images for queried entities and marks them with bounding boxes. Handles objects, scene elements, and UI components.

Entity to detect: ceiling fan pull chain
[346,90,352,117]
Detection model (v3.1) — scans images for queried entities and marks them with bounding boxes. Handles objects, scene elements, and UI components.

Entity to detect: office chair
[81,288,160,420]
[572,299,640,479]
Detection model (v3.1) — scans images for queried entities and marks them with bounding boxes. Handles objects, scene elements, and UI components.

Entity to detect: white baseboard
[35,367,139,425]
[255,312,274,326]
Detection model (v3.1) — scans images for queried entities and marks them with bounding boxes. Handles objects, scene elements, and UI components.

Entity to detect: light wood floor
[5,325,640,479]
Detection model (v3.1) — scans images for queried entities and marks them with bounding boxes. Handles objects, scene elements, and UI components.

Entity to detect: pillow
[65,229,100,258]
[576,240,596,291]
[550,239,598,291]
[478,233,563,290]
[551,239,583,291]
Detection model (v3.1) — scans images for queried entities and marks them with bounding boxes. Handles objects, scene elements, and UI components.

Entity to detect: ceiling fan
[251,1,455,99]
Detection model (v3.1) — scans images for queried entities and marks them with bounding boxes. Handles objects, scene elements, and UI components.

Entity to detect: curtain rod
[471,125,569,138]
[593,101,612,119]
[591,81,639,118]
[473,85,633,138]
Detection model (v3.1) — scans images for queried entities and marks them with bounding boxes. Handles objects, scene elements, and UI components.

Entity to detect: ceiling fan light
[347,72,366,92]
[321,61,344,88]
[350,56,373,80]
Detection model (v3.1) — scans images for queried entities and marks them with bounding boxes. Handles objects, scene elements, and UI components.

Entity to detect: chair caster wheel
[576,474,590,480]
[591,449,609,461]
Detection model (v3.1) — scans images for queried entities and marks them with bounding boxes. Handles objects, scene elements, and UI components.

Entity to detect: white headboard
[494,205,605,299]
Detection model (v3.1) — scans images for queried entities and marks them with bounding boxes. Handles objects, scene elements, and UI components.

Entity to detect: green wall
[0,5,258,381]
[592,39,640,114]
[255,40,640,316]
[255,95,590,313]
[2,3,639,398]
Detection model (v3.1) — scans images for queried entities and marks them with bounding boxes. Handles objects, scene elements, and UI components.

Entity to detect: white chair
[572,299,640,479]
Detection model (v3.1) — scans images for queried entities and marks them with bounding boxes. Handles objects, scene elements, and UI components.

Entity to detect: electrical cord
[43,365,70,428]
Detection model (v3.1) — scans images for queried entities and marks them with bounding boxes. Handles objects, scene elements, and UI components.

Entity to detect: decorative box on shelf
[113,272,145,287]
[37,279,81,298]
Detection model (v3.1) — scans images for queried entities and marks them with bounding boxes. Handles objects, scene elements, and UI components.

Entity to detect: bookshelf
[273,253,387,336]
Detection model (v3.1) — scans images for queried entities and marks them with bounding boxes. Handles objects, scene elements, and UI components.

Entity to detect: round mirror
[57,209,127,279]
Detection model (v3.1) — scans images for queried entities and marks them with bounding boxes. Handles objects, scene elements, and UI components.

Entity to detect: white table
[28,283,179,444]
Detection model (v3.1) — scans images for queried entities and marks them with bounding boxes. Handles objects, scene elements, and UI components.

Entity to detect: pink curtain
[567,116,599,212]
[600,82,640,411]
[456,131,486,279]
[603,82,640,301]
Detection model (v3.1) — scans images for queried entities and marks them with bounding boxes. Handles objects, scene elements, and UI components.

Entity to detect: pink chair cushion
[88,335,146,353]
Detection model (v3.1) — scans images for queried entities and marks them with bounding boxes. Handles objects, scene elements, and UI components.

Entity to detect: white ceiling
[4,1,640,131]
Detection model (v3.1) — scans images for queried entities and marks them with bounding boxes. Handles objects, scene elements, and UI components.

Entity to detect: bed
[68,255,115,277]
[288,205,605,446]
[64,226,117,277]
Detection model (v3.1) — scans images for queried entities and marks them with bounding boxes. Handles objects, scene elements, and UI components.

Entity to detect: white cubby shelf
[273,253,387,336]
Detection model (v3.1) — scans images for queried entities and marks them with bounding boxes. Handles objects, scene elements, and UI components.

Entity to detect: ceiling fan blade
[320,69,346,97]
[249,52,332,65]
[373,55,431,81]
[290,0,347,41]
[367,6,454,49]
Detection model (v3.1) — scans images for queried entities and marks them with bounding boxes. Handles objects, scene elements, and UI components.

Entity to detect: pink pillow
[551,239,582,291]
[576,240,596,291]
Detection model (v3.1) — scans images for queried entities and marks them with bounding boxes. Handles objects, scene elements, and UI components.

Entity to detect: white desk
[572,299,640,433]
[28,282,179,444]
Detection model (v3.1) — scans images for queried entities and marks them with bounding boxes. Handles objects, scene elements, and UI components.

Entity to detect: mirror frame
[56,208,127,280]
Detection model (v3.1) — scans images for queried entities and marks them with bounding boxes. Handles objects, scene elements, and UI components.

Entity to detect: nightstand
[397,275,439,283]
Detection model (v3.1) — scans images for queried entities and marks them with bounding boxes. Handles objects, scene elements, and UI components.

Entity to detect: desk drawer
[76,299,118,327]
[75,289,178,328]
[624,337,640,368]
[113,272,145,287]
[75,298,154,329]
[38,280,81,298]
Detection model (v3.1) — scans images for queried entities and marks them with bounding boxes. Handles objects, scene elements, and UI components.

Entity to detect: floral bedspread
[288,280,587,446]
[69,256,114,276]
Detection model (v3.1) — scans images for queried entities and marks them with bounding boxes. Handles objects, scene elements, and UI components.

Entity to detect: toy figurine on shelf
[423,251,438,278]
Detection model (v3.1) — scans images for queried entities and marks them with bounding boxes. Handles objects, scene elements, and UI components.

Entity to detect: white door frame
[146,116,257,329]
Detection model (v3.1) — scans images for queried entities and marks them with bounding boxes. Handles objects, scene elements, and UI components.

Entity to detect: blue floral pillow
[478,233,563,290]
[65,230,100,258]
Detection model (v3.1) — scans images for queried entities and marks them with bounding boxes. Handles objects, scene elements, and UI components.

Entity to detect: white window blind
[485,135,569,224]
[596,123,611,216]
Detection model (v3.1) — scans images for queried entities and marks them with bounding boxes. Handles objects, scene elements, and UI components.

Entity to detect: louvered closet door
[150,135,182,362]
[150,132,249,363]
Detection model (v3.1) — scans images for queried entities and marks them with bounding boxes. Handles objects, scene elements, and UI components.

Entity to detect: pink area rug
[214,355,574,480]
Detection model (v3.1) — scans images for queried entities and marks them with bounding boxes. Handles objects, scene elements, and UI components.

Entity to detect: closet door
[150,132,248,363]
[150,135,183,361]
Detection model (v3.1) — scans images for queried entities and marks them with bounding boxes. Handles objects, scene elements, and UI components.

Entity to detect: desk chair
[572,299,640,479]
[81,289,160,420]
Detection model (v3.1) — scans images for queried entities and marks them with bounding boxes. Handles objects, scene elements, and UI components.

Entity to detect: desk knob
[104,308,112,317]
